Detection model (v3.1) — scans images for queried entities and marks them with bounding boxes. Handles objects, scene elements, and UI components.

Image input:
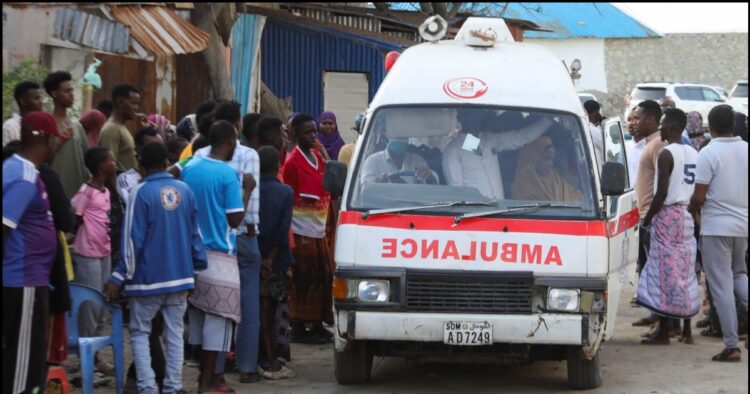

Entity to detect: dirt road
[78,269,748,393]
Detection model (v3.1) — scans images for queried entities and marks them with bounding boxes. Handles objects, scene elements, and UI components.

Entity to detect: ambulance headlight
[357,280,390,303]
[547,288,580,312]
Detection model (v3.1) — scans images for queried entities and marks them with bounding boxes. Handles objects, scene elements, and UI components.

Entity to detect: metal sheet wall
[260,18,400,117]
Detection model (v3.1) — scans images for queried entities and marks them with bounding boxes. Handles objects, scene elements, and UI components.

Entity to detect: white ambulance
[323,17,638,390]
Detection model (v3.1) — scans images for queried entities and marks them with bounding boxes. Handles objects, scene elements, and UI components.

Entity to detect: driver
[361,138,437,184]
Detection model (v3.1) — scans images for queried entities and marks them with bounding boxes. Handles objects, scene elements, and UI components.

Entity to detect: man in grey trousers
[690,105,748,362]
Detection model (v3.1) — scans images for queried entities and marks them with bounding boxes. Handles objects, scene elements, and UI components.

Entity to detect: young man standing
[44,71,89,199]
[192,101,261,384]
[689,104,749,362]
[3,111,65,394]
[182,120,251,393]
[283,114,335,344]
[105,142,207,394]
[636,108,700,345]
[3,81,43,147]
[631,100,668,330]
[99,84,142,172]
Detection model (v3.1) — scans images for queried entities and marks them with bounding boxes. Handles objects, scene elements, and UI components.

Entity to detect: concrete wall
[2,5,57,71]
[603,33,748,118]
[527,38,608,94]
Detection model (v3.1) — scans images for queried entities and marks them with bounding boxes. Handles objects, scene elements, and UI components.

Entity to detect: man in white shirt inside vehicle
[362,138,437,184]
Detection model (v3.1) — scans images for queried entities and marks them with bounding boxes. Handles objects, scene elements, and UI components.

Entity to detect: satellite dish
[419,15,448,42]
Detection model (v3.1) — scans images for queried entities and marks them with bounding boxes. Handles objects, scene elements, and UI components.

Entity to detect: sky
[612,3,749,34]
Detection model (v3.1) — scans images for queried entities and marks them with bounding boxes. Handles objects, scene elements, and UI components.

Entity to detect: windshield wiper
[362,201,496,219]
[453,203,584,224]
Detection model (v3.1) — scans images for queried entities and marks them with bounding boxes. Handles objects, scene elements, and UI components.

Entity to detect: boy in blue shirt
[105,142,207,394]
[256,146,296,379]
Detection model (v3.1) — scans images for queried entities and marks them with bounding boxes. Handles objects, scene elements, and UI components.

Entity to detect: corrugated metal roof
[110,5,210,56]
[53,7,130,53]
[258,16,398,118]
[387,2,662,39]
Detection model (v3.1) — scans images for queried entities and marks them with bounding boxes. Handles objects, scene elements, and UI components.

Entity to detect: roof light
[455,17,514,47]
[385,51,400,73]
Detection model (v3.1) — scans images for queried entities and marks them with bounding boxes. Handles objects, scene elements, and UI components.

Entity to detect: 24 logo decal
[443,77,488,100]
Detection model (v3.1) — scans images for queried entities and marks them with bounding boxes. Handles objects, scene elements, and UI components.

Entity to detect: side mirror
[323,160,348,199]
[601,161,626,196]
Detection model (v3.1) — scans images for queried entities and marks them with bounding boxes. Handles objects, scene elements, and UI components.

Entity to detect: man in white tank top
[636,108,700,345]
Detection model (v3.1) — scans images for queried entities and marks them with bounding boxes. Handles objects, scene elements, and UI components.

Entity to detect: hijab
[79,109,107,148]
[316,111,345,160]
[148,114,171,141]
[511,136,583,202]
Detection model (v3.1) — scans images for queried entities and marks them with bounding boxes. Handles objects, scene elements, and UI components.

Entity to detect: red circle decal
[443,77,488,100]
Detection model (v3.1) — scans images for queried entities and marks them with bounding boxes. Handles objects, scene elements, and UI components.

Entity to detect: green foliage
[2,58,50,120]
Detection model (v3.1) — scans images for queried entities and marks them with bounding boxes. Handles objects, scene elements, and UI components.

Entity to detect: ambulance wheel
[566,347,602,390]
[334,341,373,384]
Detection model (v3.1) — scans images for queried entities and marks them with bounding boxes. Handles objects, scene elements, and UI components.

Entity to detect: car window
[675,87,704,101]
[632,87,665,101]
[348,106,597,218]
[604,120,629,189]
[731,83,748,98]
[702,88,722,102]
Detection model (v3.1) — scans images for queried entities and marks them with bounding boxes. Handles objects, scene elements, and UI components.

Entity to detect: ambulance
[323,17,638,390]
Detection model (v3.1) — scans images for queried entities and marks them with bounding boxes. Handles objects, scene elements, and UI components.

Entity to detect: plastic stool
[46,366,71,394]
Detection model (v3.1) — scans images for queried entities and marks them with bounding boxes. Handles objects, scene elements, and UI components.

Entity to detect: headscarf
[511,136,583,202]
[79,109,107,148]
[176,114,197,141]
[147,114,171,141]
[316,111,345,160]
[685,111,705,150]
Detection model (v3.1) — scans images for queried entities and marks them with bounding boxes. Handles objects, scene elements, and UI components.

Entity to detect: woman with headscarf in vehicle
[511,135,583,202]
[317,111,345,160]
[79,109,108,148]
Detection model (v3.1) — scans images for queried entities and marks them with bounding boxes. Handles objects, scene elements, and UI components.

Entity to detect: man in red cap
[3,111,65,394]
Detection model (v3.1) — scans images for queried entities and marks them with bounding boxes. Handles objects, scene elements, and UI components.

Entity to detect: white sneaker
[259,365,296,380]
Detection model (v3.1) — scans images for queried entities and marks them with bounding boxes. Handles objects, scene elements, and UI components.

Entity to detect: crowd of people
[2,73,351,393]
[620,97,748,362]
[2,70,748,394]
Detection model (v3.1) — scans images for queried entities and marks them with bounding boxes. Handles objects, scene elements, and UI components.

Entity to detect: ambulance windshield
[348,106,597,218]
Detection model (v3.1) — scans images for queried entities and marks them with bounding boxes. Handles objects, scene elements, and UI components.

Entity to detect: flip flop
[200,383,236,393]
[711,348,741,362]
[641,336,670,345]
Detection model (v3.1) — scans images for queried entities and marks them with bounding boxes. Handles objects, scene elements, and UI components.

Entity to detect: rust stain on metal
[110,5,210,56]
[527,316,549,338]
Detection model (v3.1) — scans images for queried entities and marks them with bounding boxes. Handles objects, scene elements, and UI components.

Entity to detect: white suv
[624,82,727,128]
[727,80,748,115]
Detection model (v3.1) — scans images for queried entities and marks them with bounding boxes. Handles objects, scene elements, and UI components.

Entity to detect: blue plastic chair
[66,283,124,394]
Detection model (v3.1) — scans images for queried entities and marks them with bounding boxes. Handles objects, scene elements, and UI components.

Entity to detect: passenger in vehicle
[361,138,437,184]
[442,111,553,199]
[510,136,583,202]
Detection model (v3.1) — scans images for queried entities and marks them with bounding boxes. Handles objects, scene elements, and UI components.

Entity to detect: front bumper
[338,311,585,345]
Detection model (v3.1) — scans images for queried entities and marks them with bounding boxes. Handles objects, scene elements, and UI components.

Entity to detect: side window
[702,88,721,102]
[604,119,630,188]
[674,86,691,100]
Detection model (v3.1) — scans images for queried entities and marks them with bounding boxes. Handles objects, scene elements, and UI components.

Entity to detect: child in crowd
[71,147,117,373]
[257,146,296,379]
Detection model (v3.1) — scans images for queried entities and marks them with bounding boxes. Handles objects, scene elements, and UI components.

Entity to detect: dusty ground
[71,268,748,393]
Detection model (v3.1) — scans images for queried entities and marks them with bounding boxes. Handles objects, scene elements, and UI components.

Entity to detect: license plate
[443,321,492,346]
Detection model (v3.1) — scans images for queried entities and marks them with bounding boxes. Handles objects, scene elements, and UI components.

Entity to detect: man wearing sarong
[182,120,251,393]
[637,108,700,345]
[282,114,334,344]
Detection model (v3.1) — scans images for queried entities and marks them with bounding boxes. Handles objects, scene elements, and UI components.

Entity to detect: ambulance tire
[566,347,602,390]
[334,341,373,384]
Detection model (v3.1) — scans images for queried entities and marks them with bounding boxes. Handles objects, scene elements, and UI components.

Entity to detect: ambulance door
[602,117,639,339]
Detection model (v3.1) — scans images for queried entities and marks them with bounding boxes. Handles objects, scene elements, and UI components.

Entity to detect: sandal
[640,336,670,345]
[200,383,235,393]
[696,317,711,328]
[711,347,741,362]
[239,372,261,384]
[632,317,656,327]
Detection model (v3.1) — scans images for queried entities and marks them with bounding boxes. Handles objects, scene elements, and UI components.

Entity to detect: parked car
[624,82,726,128]
[727,80,748,115]
[712,86,729,100]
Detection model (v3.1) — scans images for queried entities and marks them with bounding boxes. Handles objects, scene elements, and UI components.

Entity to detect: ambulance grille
[405,273,533,314]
